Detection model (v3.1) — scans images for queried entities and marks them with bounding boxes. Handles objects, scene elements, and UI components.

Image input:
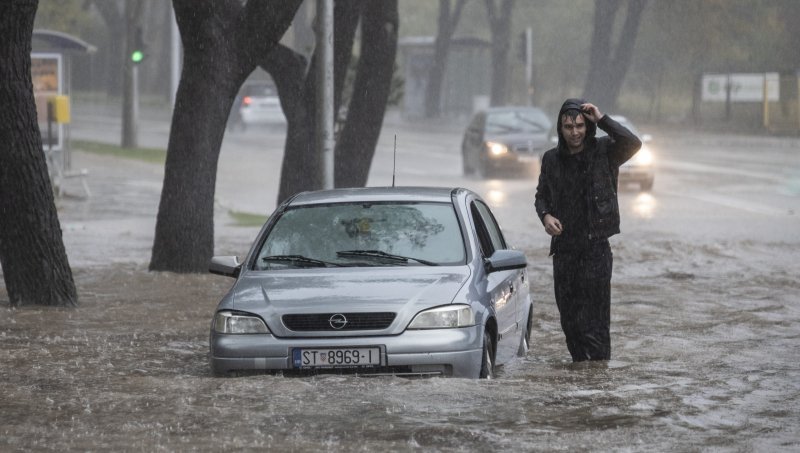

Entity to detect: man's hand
[581,103,603,123]
[543,214,563,236]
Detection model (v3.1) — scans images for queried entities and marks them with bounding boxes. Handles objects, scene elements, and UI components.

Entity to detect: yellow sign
[49,95,71,124]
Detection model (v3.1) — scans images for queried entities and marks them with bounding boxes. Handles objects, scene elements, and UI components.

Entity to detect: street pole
[317,0,335,189]
[170,6,181,109]
[132,64,139,143]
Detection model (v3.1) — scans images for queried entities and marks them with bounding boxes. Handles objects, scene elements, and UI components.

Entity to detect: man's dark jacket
[535,99,642,255]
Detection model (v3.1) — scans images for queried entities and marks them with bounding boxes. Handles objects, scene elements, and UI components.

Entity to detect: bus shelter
[32,29,96,197]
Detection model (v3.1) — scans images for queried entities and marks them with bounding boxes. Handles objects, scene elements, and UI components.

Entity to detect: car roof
[482,106,547,114]
[288,186,469,206]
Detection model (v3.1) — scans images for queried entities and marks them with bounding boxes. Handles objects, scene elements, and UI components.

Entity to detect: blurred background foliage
[33,0,799,126]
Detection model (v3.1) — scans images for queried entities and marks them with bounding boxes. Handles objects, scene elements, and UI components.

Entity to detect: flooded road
[2,120,800,451]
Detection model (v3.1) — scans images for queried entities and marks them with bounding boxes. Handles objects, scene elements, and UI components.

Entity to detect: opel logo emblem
[329,314,348,330]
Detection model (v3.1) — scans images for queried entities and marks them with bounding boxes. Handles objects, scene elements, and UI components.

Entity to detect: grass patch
[72,140,166,165]
[228,210,268,227]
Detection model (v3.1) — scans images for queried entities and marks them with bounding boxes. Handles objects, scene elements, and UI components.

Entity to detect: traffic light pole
[132,64,139,142]
[122,59,139,149]
[122,20,144,149]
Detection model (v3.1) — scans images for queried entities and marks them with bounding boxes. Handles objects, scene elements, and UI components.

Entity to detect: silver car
[208,187,533,378]
[462,106,552,178]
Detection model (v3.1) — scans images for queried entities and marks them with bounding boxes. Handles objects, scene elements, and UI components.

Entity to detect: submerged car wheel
[479,332,495,379]
[518,307,534,356]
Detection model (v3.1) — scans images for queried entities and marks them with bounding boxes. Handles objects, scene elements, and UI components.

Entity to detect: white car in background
[598,115,655,191]
[548,114,655,191]
[238,81,286,126]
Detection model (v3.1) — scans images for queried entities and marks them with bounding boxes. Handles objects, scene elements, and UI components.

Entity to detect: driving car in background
[461,106,552,178]
[208,187,533,379]
[546,114,655,191]
[237,80,286,126]
[598,115,655,191]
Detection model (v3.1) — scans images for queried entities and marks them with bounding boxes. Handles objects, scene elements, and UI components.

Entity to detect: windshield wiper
[336,250,439,266]
[261,255,343,268]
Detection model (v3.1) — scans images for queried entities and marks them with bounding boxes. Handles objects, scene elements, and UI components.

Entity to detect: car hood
[227,267,471,337]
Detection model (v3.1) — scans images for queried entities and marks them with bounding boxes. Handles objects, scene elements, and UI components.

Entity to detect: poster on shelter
[31,53,62,150]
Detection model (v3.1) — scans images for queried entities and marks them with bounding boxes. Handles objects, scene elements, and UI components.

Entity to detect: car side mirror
[209,256,241,278]
[485,249,527,273]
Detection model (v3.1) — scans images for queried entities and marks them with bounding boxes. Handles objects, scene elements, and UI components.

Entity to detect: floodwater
[2,236,798,451]
[2,130,800,451]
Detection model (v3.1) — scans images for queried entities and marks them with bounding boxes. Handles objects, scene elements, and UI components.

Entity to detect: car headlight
[485,141,509,157]
[633,146,653,165]
[213,311,270,334]
[408,305,475,329]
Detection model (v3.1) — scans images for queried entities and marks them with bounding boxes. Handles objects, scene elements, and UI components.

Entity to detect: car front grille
[282,312,397,331]
[512,144,535,154]
[512,142,548,155]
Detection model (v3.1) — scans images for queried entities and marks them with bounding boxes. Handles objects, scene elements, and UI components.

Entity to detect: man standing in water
[534,99,641,361]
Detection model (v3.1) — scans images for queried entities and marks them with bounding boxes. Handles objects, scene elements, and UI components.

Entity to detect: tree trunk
[602,0,647,111]
[0,0,78,307]
[485,0,514,107]
[270,0,363,204]
[583,0,647,111]
[265,44,319,205]
[583,0,618,105]
[335,0,399,188]
[149,0,300,272]
[425,0,467,118]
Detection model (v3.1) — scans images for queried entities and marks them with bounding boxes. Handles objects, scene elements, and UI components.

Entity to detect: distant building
[399,36,491,120]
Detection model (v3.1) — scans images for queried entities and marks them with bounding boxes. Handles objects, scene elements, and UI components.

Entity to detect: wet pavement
[1,110,800,451]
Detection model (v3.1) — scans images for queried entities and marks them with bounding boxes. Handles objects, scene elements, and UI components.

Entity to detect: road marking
[658,189,791,216]
[658,160,790,183]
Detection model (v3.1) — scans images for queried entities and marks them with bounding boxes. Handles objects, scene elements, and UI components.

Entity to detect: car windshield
[254,201,466,269]
[485,109,550,134]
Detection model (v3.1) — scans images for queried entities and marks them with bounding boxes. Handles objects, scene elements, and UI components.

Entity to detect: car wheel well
[484,317,498,358]
[519,303,534,355]
[480,319,497,379]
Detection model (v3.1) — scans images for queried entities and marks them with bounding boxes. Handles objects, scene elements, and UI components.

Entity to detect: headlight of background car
[633,146,653,166]
[213,311,270,334]
[485,141,509,157]
[408,305,475,329]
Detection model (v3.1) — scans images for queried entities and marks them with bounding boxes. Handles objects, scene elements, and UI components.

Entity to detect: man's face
[560,113,586,152]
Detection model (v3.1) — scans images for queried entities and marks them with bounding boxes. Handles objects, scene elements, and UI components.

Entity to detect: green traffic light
[131,50,144,63]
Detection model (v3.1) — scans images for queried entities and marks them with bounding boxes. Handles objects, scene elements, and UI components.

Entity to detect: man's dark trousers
[553,239,613,361]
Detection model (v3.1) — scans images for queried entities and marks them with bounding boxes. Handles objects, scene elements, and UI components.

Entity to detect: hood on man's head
[556,98,596,150]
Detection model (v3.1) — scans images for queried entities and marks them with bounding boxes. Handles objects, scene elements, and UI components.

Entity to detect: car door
[469,199,520,363]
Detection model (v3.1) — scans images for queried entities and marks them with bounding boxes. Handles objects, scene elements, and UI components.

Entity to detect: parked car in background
[598,115,655,191]
[461,106,552,178]
[208,187,533,379]
[237,80,286,127]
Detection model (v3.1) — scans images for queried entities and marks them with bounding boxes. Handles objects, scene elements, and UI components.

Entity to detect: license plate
[292,347,381,368]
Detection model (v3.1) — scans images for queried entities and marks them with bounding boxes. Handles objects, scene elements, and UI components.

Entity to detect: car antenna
[392,134,397,187]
